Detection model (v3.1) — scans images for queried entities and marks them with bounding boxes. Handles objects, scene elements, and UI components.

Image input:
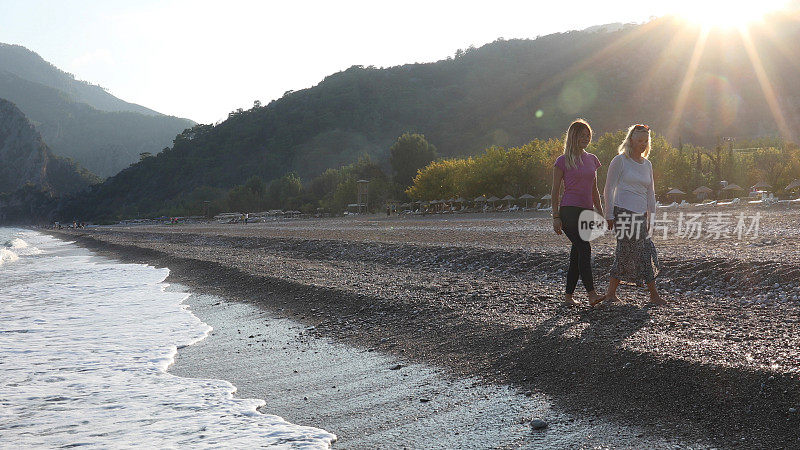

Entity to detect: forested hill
[0,98,98,195]
[0,43,194,177]
[67,14,800,220]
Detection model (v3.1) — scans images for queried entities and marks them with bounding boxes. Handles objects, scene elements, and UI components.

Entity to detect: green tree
[266,172,303,209]
[390,133,438,187]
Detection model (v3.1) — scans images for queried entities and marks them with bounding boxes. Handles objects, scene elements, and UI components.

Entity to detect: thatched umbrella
[751,181,772,191]
[501,194,516,209]
[722,183,743,199]
[487,196,500,209]
[666,188,686,203]
[693,186,713,200]
[474,195,487,211]
[693,185,713,201]
[785,179,800,191]
[519,193,535,209]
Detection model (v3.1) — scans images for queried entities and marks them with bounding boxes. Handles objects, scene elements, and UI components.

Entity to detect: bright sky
[0,0,792,124]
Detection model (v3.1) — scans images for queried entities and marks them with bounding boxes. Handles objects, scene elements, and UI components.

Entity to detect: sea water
[0,228,336,448]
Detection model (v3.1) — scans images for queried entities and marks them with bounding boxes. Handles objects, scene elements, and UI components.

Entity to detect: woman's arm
[551,165,564,235]
[603,156,622,221]
[592,177,604,218]
[647,161,657,214]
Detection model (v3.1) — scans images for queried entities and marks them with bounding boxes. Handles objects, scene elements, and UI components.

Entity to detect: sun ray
[499,20,665,123]
[632,24,695,104]
[665,27,710,142]
[738,27,794,143]
[756,15,800,74]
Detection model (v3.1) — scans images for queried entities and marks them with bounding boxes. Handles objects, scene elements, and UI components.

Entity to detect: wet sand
[51,207,800,448]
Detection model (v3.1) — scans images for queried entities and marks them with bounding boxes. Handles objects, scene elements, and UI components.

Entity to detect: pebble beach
[53,206,800,448]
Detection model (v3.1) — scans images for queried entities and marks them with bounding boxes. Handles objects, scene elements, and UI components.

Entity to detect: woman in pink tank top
[551,119,605,306]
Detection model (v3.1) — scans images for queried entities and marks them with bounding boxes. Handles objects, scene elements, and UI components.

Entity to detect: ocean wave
[0,248,19,265]
[4,238,28,249]
[3,237,42,257]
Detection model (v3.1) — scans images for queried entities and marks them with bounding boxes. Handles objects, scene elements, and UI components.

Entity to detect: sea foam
[0,228,336,448]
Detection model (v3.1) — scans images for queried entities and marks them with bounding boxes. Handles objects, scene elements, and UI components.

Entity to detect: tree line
[407,129,800,202]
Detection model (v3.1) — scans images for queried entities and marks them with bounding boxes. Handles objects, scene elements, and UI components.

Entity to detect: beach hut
[519,193,535,209]
[693,186,713,200]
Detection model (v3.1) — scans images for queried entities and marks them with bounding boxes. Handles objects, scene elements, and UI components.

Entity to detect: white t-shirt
[603,154,656,219]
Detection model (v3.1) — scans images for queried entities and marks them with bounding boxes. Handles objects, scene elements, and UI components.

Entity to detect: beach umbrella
[693,185,713,200]
[722,183,743,199]
[519,193,535,208]
[501,194,516,209]
[666,188,685,202]
[785,179,800,191]
[474,195,487,202]
[693,186,712,194]
[455,197,466,203]
[487,196,500,208]
[541,194,552,200]
[751,181,772,190]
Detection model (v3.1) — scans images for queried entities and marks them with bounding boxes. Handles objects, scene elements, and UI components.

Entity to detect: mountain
[64,14,800,220]
[0,43,194,177]
[0,98,98,195]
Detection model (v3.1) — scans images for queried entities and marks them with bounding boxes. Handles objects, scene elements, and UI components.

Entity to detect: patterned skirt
[610,206,660,284]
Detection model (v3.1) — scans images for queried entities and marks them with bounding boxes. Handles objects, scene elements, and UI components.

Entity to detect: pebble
[390,364,403,370]
[790,407,797,414]
[531,419,548,430]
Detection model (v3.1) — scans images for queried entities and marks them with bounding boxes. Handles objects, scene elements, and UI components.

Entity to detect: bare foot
[564,294,581,306]
[649,293,667,306]
[589,292,608,307]
[587,291,605,305]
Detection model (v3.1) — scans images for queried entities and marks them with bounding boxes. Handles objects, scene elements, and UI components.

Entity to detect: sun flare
[671,0,789,29]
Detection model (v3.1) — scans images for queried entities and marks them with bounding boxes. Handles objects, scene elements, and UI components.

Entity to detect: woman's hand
[606,219,614,231]
[553,218,563,235]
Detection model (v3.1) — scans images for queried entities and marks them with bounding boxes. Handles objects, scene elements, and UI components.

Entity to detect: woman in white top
[592,124,665,306]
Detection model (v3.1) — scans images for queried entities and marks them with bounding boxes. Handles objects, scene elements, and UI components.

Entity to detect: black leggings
[559,206,595,295]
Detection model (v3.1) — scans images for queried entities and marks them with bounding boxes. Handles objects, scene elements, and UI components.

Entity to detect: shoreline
[170,287,688,448]
[48,217,800,448]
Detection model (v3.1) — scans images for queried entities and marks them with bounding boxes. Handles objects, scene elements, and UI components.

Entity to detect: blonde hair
[562,119,592,170]
[618,124,651,158]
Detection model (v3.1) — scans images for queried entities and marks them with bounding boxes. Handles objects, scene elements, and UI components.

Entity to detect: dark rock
[531,419,548,430]
[390,364,403,370]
